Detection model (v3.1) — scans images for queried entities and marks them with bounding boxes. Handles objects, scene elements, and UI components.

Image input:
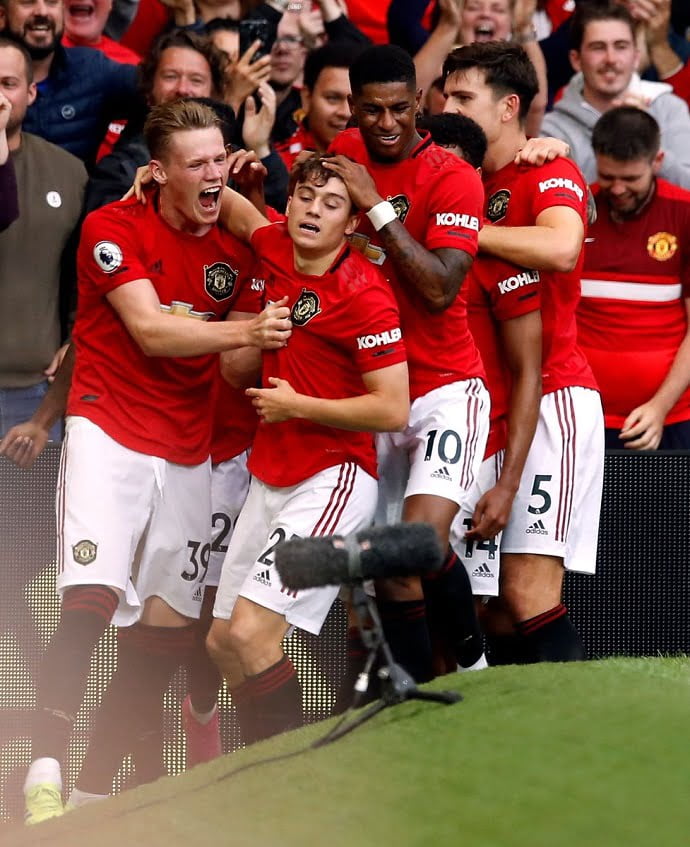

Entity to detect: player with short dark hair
[444,40,604,664]
[205,152,410,743]
[579,106,690,450]
[416,112,488,171]
[325,43,490,685]
[275,42,355,171]
[19,98,291,824]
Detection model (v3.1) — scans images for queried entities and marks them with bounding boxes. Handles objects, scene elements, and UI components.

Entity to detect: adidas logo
[431,466,452,480]
[471,563,494,579]
[526,520,548,535]
[192,585,203,602]
[253,568,271,586]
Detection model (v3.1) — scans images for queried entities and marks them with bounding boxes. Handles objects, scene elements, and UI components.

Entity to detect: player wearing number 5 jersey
[21,100,292,825]
[206,154,409,744]
[443,42,604,663]
[326,45,490,685]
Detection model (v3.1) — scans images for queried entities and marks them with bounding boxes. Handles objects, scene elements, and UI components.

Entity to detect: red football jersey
[70,196,260,464]
[275,123,318,172]
[247,223,407,487]
[210,372,258,465]
[468,257,542,458]
[483,157,597,395]
[330,129,485,400]
[579,178,690,427]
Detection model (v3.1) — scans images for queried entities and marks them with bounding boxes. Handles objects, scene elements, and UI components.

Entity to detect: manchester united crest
[647,231,678,262]
[487,189,511,222]
[73,539,97,565]
[291,289,321,326]
[388,194,410,224]
[204,262,238,301]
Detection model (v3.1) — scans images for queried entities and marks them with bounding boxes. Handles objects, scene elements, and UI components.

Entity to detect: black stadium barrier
[1,448,689,820]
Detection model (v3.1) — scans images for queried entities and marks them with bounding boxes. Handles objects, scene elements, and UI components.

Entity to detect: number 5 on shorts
[527,474,552,515]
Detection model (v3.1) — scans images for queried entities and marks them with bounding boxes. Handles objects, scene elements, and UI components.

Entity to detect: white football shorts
[500,387,604,573]
[375,378,490,524]
[205,450,251,588]
[450,450,504,596]
[56,416,211,626]
[213,462,378,635]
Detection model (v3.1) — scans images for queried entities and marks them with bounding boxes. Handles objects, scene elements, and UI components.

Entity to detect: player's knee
[206,619,234,665]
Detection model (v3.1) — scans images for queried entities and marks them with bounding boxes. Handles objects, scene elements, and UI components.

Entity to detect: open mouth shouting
[198,186,222,214]
[66,1,96,21]
[473,21,496,40]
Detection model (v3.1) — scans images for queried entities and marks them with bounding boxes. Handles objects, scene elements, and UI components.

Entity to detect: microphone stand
[312,583,461,748]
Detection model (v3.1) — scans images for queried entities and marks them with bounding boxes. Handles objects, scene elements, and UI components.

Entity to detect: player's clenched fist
[250,295,292,348]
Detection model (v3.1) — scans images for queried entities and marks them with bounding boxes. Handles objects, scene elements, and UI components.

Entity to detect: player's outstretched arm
[219,310,265,389]
[107,281,292,357]
[246,362,410,432]
[480,205,584,273]
[322,155,473,311]
[466,310,542,541]
[619,299,690,450]
[0,345,75,469]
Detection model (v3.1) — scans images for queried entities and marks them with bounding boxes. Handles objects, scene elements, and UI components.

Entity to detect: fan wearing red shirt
[206,154,409,744]
[579,106,690,450]
[20,100,292,824]
[325,44,490,685]
[443,41,604,664]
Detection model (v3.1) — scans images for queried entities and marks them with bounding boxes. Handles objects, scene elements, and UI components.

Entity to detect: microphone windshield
[274,523,443,591]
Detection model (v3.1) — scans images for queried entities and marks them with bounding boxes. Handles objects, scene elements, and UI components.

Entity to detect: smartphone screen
[238,18,271,62]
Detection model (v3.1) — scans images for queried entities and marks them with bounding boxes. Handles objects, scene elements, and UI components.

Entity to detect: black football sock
[423,548,485,668]
[76,623,194,793]
[484,632,527,666]
[33,586,118,762]
[236,654,303,745]
[377,598,434,683]
[230,680,257,748]
[516,604,585,663]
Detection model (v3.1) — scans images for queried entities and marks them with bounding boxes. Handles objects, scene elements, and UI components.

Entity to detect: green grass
[6,657,690,847]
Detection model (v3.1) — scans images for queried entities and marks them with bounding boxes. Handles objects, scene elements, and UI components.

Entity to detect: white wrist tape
[366,201,397,232]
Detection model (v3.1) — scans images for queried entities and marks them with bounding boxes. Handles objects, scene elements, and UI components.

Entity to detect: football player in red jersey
[579,106,690,450]
[420,113,543,667]
[16,99,292,824]
[205,154,410,743]
[443,41,604,664]
[325,44,491,686]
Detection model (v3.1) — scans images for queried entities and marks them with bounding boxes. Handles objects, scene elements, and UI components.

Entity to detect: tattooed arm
[323,155,474,312]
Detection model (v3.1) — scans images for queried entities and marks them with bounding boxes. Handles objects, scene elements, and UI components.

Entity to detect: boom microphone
[274,523,443,591]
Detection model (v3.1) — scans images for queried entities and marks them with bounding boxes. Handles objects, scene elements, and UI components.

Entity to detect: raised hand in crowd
[413,0,461,100]
[157,0,197,27]
[242,81,277,160]
[298,0,327,48]
[223,39,273,116]
[642,0,683,80]
[512,0,538,41]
